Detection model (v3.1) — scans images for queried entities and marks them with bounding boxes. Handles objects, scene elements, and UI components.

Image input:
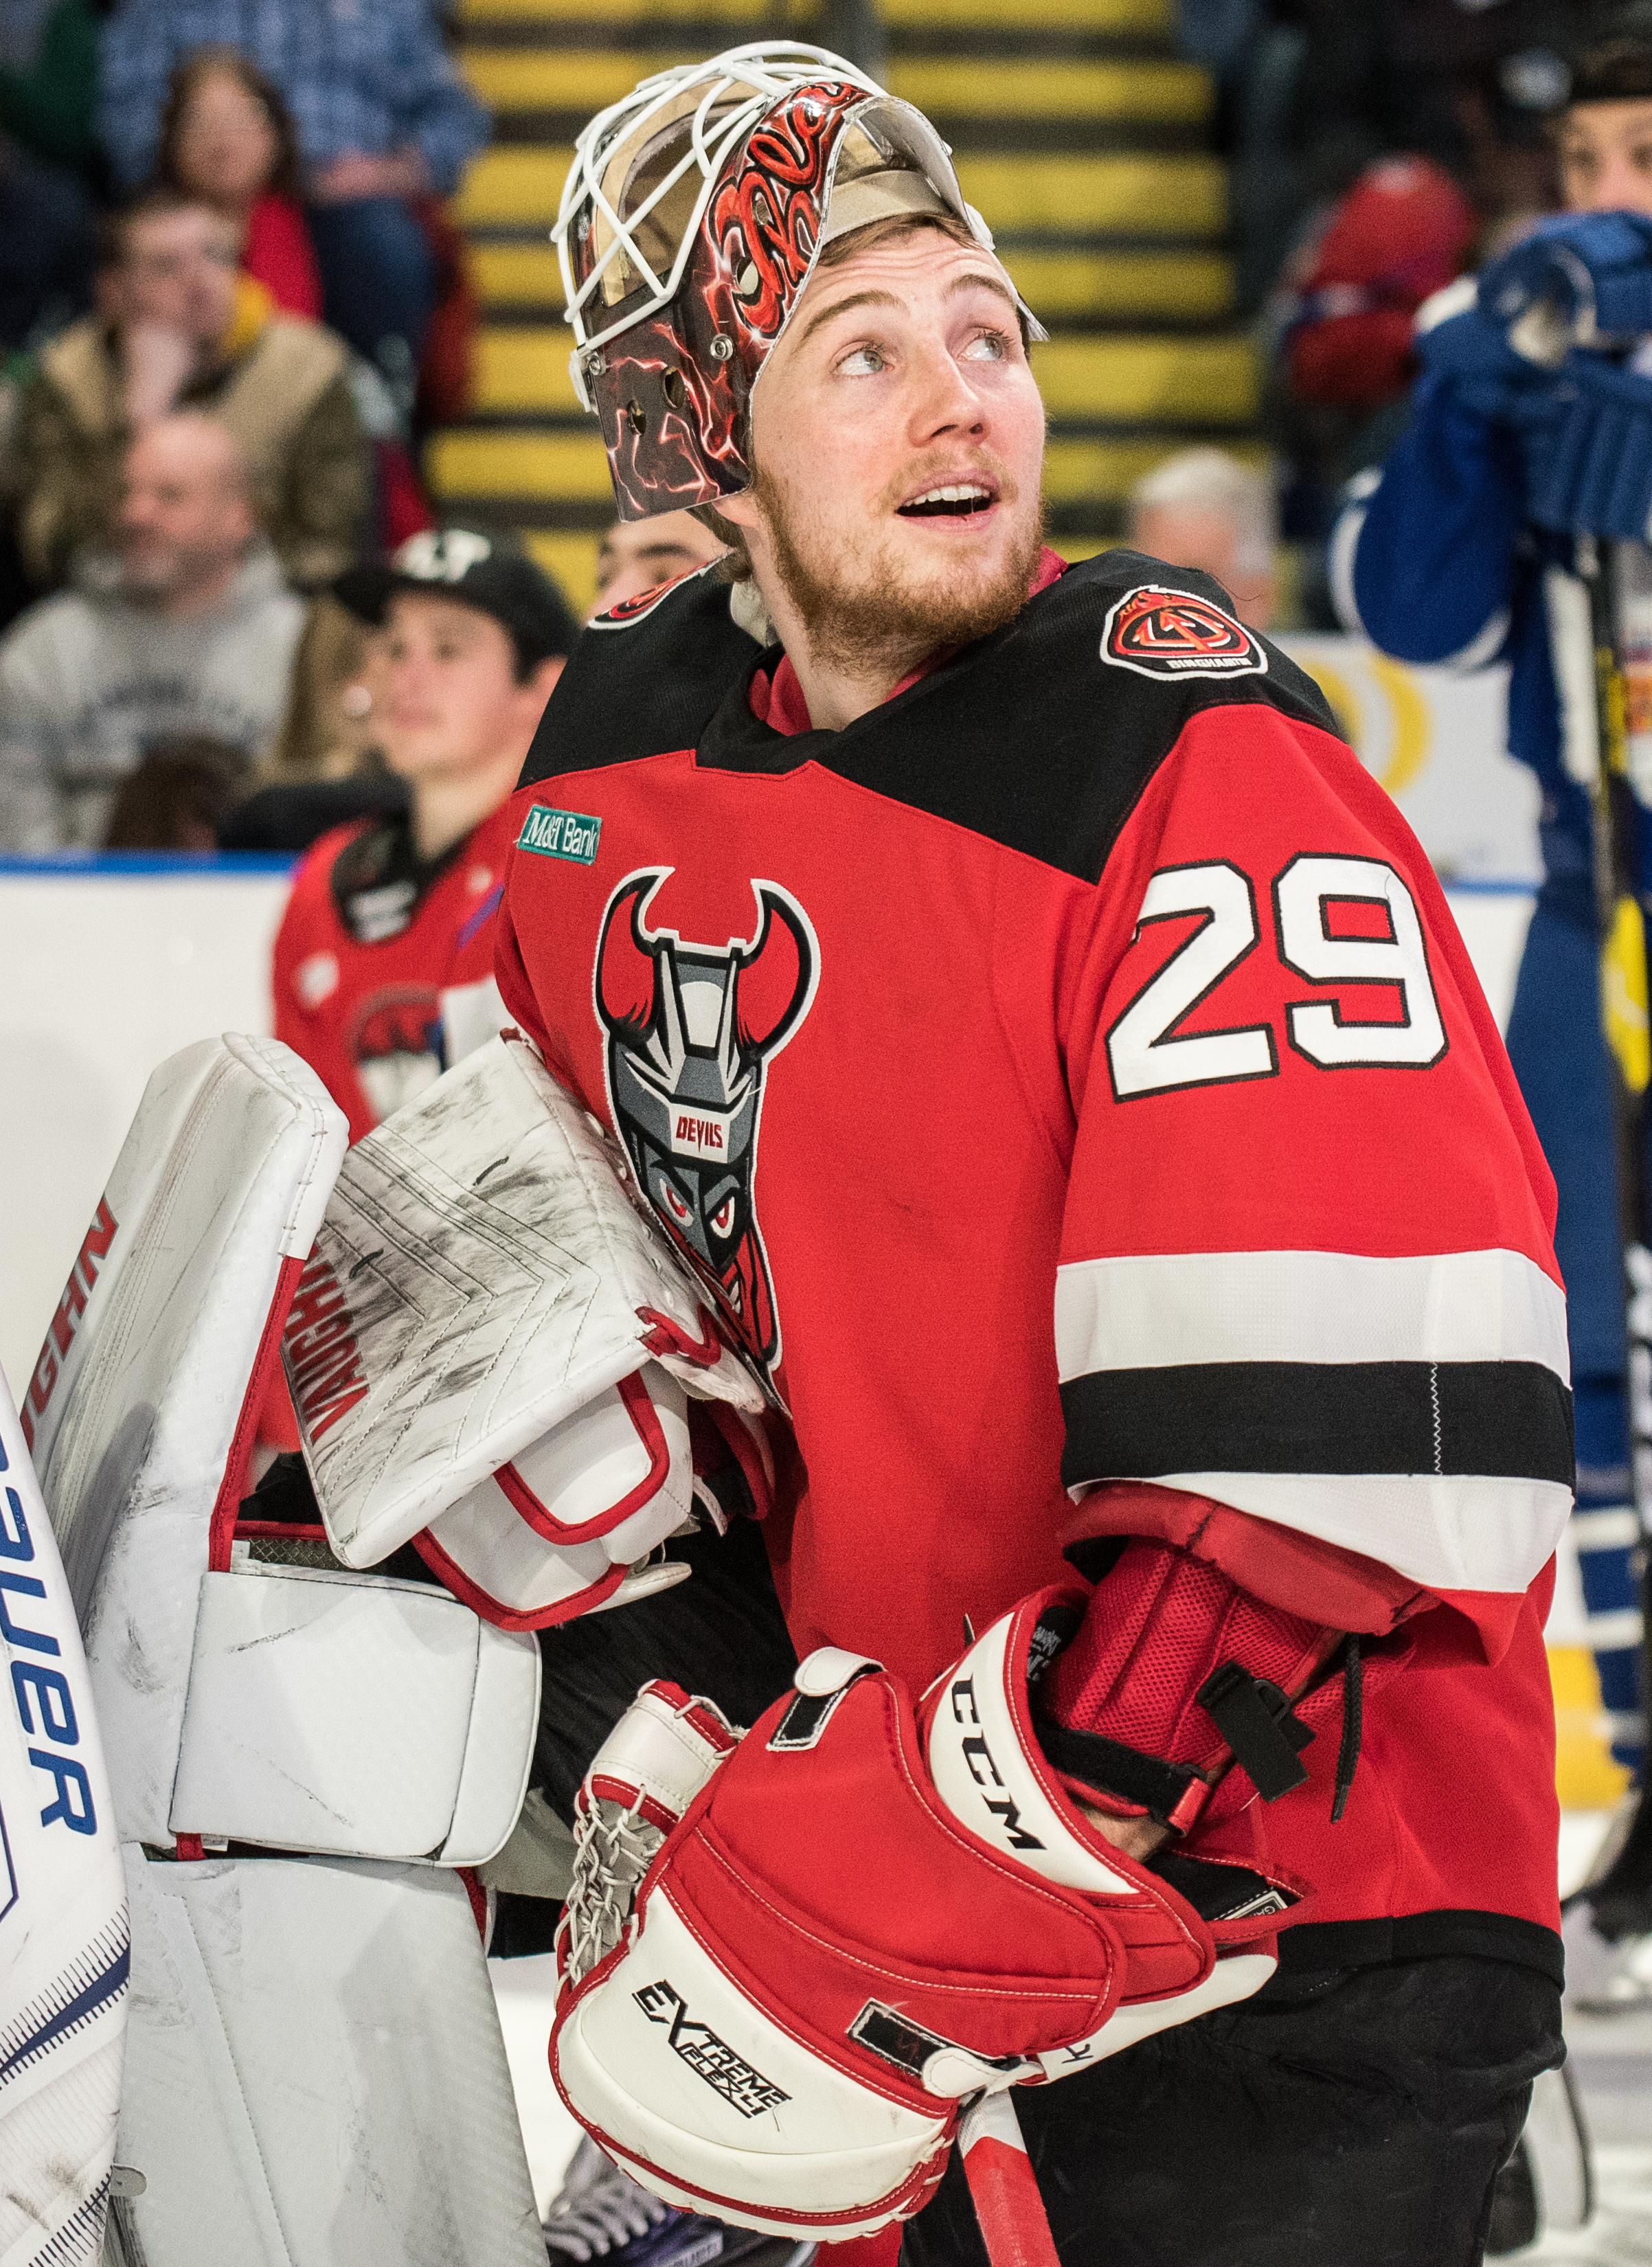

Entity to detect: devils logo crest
[596,870,817,1385]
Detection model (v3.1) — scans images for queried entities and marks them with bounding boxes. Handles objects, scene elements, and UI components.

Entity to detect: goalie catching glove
[550,1589,1308,2242]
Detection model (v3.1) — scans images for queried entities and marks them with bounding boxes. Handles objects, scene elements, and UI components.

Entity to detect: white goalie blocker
[26,1033,548,2267]
[289,1031,769,1629]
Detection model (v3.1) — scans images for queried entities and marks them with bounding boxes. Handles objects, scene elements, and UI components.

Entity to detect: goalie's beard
[748,453,1047,686]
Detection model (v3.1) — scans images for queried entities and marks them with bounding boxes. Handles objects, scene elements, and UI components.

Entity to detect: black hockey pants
[901,1952,1563,2267]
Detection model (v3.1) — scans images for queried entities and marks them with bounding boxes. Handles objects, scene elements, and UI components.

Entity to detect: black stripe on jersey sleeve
[1059,1360,1576,1489]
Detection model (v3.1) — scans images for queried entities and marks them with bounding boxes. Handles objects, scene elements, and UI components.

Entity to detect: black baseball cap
[334,527,580,669]
[1570,3,1652,104]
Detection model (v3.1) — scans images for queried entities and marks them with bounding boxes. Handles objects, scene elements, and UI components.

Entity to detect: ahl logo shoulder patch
[1102,584,1267,681]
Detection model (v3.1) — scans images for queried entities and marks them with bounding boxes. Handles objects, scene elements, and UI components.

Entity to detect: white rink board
[0,856,291,1401]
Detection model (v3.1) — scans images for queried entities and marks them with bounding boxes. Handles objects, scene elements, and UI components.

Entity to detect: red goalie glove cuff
[1043,1539,1339,1829]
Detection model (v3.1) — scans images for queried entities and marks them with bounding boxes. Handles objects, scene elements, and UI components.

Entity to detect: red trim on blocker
[409,1521,629,1630]
[637,1305,725,1369]
[233,1520,328,1542]
[178,1248,308,1864]
[496,1371,671,1546]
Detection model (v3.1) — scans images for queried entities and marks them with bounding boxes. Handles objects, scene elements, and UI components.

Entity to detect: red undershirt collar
[749,545,1070,736]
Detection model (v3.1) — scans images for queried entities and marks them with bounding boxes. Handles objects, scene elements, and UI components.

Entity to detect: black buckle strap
[1331,1634,1363,1823]
[1032,1712,1210,1831]
[1195,1662,1314,1801]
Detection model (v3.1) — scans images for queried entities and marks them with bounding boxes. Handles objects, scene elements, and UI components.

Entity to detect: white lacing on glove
[543,2134,670,2259]
[556,1681,743,1995]
[561,1795,670,1990]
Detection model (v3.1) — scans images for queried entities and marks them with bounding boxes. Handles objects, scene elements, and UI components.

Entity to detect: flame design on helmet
[595,870,817,1386]
[710,88,857,343]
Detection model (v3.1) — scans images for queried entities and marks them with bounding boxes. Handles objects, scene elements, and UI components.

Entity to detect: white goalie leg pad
[0,1368,126,2267]
[289,1032,765,1574]
[116,1848,544,2267]
[30,1033,347,1847]
[439,973,508,1068]
[22,1037,543,2265]
[416,1363,694,1627]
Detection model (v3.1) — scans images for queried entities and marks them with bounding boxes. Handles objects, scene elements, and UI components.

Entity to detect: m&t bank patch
[518,804,602,864]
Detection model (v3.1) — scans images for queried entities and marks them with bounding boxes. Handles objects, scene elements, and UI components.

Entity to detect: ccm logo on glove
[949,1675,1045,1852]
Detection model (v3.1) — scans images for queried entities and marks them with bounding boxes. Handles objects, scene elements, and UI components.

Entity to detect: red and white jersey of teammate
[274,800,515,1144]
[494,549,1572,1974]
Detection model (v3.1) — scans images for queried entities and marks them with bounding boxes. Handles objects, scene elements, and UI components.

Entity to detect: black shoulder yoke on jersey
[523,550,1337,884]
[522,556,762,781]
[330,807,468,945]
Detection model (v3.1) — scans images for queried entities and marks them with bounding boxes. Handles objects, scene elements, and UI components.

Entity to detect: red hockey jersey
[495,552,1570,1973]
[274,800,513,1144]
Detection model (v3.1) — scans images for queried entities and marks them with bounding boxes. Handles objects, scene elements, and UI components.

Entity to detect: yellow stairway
[440,0,1258,611]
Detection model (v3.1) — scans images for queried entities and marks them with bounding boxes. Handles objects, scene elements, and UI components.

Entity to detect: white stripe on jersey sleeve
[1054,1248,1569,1386]
[1128,1471,1573,1598]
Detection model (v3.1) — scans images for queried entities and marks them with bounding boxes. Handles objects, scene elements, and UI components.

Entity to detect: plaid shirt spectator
[98,0,490,194]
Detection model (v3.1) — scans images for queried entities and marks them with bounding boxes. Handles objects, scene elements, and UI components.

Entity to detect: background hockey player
[273,525,575,1142]
[493,48,1574,2266]
[1337,5,1652,1814]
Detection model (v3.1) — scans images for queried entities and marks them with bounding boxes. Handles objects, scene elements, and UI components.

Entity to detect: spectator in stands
[589,507,729,618]
[0,411,303,848]
[102,730,247,848]
[97,0,490,394]
[151,52,436,549]
[11,187,367,589]
[1127,447,1278,629]
[155,47,319,319]
[274,527,574,1140]
[0,0,102,346]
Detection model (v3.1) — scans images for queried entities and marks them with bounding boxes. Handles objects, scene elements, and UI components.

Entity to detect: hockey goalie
[505,41,1572,2267]
[17,38,1574,2267]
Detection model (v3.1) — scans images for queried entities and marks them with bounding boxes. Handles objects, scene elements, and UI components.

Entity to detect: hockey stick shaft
[1575,532,1652,1928]
[958,2093,1063,2267]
